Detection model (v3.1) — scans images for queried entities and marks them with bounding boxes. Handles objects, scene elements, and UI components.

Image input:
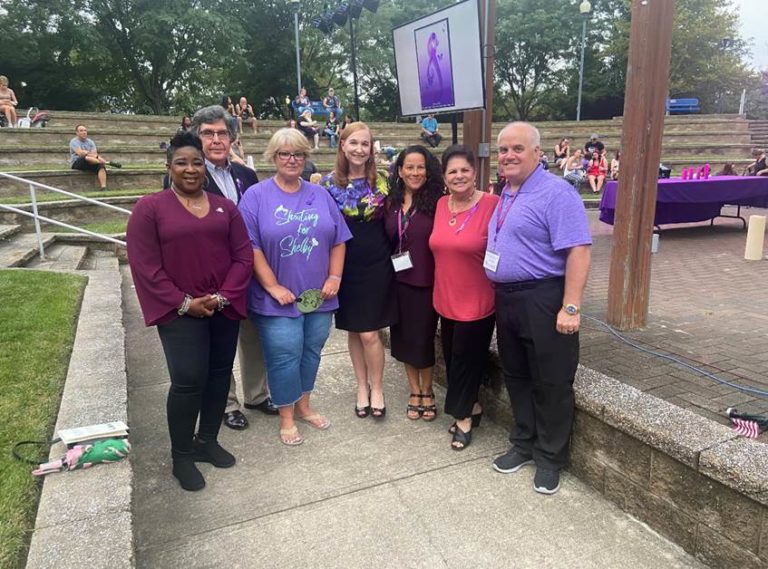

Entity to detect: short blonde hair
[309,172,322,184]
[0,76,8,87]
[263,128,313,162]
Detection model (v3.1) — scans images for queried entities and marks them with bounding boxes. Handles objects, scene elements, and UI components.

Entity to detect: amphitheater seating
[0,110,761,196]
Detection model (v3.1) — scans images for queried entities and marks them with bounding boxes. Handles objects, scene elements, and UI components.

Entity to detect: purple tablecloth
[599,176,768,225]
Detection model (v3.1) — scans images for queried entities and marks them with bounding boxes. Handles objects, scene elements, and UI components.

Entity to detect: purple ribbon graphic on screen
[426,32,443,88]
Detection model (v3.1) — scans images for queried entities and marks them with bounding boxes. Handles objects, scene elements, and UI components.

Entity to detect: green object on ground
[0,270,85,569]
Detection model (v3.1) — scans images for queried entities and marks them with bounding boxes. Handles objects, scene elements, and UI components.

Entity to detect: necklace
[171,186,206,210]
[448,191,476,226]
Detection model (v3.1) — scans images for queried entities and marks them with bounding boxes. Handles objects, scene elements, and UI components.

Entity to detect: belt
[496,276,564,291]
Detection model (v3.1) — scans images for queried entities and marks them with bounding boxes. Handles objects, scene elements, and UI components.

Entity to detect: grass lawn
[0,270,86,568]
[50,220,128,235]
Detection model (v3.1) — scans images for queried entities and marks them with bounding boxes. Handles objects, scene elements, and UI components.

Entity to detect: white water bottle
[246,155,255,170]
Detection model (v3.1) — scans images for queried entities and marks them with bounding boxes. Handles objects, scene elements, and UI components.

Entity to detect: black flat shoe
[223,410,249,430]
[244,397,279,415]
[193,437,236,468]
[451,425,472,451]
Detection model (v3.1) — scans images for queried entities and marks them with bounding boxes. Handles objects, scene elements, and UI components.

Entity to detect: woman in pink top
[429,145,499,451]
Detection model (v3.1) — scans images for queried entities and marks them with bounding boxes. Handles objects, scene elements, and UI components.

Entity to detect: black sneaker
[492,449,534,474]
[533,468,561,495]
[193,437,236,468]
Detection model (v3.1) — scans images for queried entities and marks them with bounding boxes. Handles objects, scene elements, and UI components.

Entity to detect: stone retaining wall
[427,334,768,568]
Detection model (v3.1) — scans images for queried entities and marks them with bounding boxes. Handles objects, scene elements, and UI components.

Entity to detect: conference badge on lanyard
[484,189,518,272]
[391,208,415,272]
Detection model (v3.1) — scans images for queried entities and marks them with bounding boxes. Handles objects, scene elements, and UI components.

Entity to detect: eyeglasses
[199,129,230,140]
[276,151,307,162]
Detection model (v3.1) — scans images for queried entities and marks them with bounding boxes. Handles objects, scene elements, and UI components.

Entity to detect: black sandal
[421,392,437,422]
[451,425,472,451]
[448,412,483,434]
[406,393,422,420]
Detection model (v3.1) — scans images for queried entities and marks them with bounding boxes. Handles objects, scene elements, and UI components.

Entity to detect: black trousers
[441,314,496,420]
[495,278,579,470]
[157,312,240,456]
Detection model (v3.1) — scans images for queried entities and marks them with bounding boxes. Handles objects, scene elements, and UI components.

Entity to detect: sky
[734,0,768,70]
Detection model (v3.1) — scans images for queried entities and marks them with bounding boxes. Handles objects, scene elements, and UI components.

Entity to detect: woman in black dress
[321,122,397,419]
[384,146,443,421]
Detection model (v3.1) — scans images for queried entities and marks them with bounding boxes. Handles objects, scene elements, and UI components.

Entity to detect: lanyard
[397,207,415,252]
[455,202,480,234]
[494,189,519,237]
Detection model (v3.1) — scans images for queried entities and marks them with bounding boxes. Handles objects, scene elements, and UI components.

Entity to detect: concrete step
[0,224,22,240]
[79,248,120,271]
[0,169,163,195]
[0,232,56,267]
[25,243,88,270]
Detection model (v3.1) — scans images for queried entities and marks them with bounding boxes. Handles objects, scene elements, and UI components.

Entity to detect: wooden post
[462,0,495,192]
[606,0,675,330]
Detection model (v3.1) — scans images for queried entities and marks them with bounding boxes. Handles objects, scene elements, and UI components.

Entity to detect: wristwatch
[563,304,580,316]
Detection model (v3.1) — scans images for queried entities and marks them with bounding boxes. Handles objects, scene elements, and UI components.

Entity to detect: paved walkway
[122,267,704,569]
[581,208,768,429]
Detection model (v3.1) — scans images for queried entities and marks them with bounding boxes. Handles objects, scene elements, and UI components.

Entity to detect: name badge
[391,251,414,272]
[483,250,500,272]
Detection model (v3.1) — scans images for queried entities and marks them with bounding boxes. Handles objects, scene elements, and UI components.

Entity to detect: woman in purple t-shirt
[127,132,253,491]
[239,128,352,446]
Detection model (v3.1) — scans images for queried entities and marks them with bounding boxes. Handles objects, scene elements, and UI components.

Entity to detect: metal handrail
[0,172,130,259]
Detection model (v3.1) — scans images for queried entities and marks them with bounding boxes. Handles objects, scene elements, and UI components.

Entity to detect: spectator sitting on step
[236,96,257,133]
[229,133,248,168]
[714,162,738,176]
[553,138,570,169]
[586,150,608,193]
[584,133,605,156]
[294,88,310,116]
[0,75,18,128]
[562,148,586,189]
[69,124,122,191]
[221,96,241,134]
[539,150,549,171]
[610,150,620,181]
[323,87,342,116]
[420,114,442,148]
[324,111,340,149]
[746,149,767,176]
[177,115,192,134]
[298,109,320,150]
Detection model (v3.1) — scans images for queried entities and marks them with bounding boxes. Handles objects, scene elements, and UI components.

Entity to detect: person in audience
[236,96,257,133]
[384,146,444,421]
[321,122,398,420]
[553,138,570,169]
[239,128,352,445]
[586,150,608,193]
[324,110,340,149]
[562,148,585,189]
[301,156,318,181]
[429,145,499,450]
[177,115,192,134]
[584,133,605,156]
[420,114,442,148]
[539,150,550,171]
[487,122,591,496]
[610,150,621,181]
[186,105,277,430]
[229,133,247,167]
[323,87,342,116]
[715,162,738,176]
[299,109,320,150]
[221,96,241,133]
[68,125,121,191]
[309,172,323,184]
[0,75,18,127]
[294,88,310,115]
[746,149,767,176]
[126,131,253,491]
[339,114,353,133]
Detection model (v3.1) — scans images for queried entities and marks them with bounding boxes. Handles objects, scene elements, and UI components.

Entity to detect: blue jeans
[251,312,333,407]
[324,128,337,148]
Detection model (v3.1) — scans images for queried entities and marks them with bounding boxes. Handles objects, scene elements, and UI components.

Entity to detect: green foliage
[0,270,85,569]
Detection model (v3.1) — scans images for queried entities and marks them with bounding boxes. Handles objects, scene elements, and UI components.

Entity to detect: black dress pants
[157,312,240,455]
[495,278,579,470]
[441,314,495,420]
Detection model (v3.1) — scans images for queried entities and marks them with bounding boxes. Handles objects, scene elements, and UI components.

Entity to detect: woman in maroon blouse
[384,146,444,421]
[127,131,253,491]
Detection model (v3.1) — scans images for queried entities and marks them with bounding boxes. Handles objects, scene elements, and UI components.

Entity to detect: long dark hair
[387,145,443,217]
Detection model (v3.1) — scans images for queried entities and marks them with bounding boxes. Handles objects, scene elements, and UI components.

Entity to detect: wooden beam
[462,0,496,192]
[607,0,675,330]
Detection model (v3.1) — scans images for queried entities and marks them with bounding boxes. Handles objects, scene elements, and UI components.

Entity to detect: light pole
[291,0,302,95]
[576,0,591,121]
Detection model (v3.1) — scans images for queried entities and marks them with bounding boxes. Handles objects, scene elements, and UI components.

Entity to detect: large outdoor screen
[392,0,484,116]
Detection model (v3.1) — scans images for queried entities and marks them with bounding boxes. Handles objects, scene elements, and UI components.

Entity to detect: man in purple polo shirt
[485,122,592,495]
